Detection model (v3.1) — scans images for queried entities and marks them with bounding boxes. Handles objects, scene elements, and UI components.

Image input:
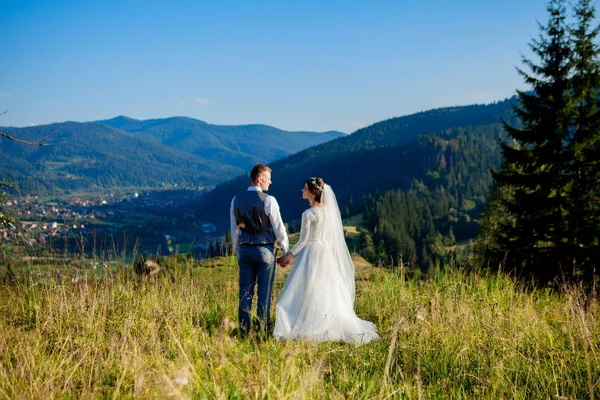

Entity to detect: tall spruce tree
[479,0,574,282]
[567,0,600,281]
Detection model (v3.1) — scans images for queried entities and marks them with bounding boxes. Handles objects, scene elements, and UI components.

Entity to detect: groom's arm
[265,196,289,254]
[229,197,239,256]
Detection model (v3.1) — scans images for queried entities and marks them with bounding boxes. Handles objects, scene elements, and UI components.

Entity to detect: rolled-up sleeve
[265,196,289,253]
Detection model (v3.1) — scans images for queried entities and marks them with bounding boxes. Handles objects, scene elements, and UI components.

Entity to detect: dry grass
[0,257,599,399]
[352,252,373,281]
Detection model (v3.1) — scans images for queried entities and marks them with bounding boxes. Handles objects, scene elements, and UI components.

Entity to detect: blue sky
[1,0,548,133]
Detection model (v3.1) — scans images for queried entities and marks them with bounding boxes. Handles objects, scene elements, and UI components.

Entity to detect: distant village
[1,189,221,255]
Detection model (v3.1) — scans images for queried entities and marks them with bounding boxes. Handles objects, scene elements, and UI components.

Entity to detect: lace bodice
[290,207,325,255]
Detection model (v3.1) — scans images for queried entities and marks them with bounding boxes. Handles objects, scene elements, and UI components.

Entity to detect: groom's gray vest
[233,191,276,246]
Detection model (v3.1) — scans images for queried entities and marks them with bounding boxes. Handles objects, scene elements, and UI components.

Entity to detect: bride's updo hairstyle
[306,177,325,203]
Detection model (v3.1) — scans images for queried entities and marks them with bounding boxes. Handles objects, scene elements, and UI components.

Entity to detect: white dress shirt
[230,186,289,255]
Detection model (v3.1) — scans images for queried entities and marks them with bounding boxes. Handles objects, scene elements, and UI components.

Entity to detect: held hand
[276,255,288,267]
[277,252,294,267]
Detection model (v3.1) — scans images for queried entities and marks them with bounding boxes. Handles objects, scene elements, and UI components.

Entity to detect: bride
[273,177,380,344]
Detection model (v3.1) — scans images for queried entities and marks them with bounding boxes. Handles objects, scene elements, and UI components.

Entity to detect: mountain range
[1,99,521,268]
[0,117,345,194]
[98,116,344,170]
[191,97,518,232]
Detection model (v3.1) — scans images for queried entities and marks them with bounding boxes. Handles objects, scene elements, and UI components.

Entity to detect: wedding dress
[273,184,380,344]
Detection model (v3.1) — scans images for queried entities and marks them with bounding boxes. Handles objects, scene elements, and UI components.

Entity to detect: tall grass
[0,257,598,399]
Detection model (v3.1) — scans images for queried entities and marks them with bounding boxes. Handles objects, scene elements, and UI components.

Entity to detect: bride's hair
[306,177,325,202]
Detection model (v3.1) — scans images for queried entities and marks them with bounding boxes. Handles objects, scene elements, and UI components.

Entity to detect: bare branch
[30,129,60,146]
[0,111,60,146]
[0,131,50,146]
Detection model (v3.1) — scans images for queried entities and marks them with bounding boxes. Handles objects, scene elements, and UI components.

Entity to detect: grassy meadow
[0,254,599,399]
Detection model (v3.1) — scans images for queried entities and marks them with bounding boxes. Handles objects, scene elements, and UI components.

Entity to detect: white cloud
[0,92,12,98]
[193,97,210,105]
[29,122,38,127]
[177,100,187,106]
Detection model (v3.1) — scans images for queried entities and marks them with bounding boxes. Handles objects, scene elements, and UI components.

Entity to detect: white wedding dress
[273,184,380,345]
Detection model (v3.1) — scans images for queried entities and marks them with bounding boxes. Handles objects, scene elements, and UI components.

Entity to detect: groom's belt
[239,232,276,246]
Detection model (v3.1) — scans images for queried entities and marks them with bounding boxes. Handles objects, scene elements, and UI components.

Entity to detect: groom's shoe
[251,318,261,333]
[230,327,244,339]
[238,321,250,339]
[254,319,274,340]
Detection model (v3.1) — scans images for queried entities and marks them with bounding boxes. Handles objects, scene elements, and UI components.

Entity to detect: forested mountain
[0,122,242,194]
[97,116,345,170]
[0,118,344,194]
[194,98,518,269]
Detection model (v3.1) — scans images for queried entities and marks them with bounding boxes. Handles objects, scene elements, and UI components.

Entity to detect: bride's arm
[290,209,313,256]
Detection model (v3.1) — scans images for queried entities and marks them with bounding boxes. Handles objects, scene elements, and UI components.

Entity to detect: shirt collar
[247,186,263,192]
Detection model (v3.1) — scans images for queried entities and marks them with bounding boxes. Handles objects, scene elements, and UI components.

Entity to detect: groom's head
[251,164,272,191]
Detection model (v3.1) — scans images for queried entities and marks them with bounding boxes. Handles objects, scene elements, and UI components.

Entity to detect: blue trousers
[237,244,276,337]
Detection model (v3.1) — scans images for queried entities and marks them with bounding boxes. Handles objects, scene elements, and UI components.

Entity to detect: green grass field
[0,256,598,399]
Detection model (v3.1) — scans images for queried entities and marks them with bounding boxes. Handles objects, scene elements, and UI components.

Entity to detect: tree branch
[0,131,50,146]
[0,111,58,146]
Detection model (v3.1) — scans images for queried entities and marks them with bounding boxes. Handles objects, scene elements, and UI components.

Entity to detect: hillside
[1,257,597,398]
[0,118,345,194]
[194,99,516,223]
[0,122,242,194]
[191,98,518,268]
[97,116,346,170]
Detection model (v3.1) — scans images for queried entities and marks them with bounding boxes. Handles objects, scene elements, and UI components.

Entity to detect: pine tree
[474,172,513,268]
[480,0,574,282]
[567,0,600,280]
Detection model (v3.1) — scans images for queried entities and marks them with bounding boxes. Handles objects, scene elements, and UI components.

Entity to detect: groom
[230,164,289,338]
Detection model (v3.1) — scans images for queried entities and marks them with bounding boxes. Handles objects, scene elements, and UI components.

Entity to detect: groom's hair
[251,164,272,184]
